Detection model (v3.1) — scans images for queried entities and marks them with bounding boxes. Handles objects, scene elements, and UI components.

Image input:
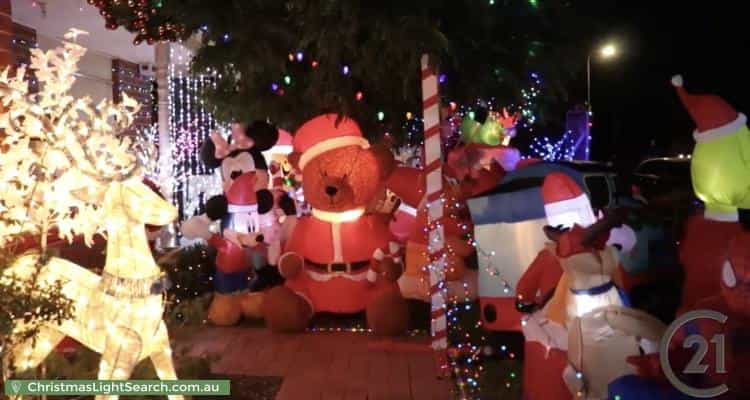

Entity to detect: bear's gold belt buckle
[328,263,350,274]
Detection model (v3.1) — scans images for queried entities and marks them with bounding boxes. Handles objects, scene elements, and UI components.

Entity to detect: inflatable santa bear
[671,75,750,312]
[261,114,409,335]
[386,166,478,303]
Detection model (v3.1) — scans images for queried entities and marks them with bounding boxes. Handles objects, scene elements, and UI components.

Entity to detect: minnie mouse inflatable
[182,121,281,325]
[201,121,278,190]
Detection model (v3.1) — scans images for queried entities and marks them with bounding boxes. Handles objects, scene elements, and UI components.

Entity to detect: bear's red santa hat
[294,114,370,170]
[542,172,596,229]
[671,75,747,142]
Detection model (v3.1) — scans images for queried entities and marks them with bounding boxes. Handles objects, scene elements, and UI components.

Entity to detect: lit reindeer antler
[498,107,520,129]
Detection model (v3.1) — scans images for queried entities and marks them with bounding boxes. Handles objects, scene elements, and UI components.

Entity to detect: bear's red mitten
[371,242,404,282]
[278,252,303,278]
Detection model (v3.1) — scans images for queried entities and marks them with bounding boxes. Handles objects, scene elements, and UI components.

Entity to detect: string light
[168,47,224,223]
[412,189,486,399]
[528,130,579,161]
[0,31,182,388]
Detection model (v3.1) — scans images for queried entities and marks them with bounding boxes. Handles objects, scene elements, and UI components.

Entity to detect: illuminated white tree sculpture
[0,30,183,400]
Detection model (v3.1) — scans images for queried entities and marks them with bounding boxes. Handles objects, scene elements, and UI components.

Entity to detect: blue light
[342,65,350,75]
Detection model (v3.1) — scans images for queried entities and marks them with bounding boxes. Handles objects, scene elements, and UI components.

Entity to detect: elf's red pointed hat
[293,114,370,170]
[542,172,595,228]
[542,172,584,204]
[671,75,747,142]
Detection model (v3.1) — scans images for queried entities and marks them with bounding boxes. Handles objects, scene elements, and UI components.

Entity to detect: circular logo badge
[659,309,729,398]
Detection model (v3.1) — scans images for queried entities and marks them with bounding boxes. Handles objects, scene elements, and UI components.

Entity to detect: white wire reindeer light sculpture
[0,29,182,400]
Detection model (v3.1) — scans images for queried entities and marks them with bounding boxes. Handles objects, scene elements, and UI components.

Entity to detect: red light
[355,91,363,101]
[631,184,640,195]
[278,89,285,96]
[311,60,319,68]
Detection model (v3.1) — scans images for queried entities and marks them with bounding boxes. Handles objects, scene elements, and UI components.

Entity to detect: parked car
[631,157,693,204]
[467,161,624,332]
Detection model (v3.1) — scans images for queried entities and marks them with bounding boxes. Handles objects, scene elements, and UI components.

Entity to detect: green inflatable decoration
[673,75,750,220]
[691,124,750,216]
[460,115,506,146]
[460,117,481,143]
[477,118,503,146]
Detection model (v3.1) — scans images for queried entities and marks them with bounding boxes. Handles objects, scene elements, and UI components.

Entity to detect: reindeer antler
[581,207,629,247]
[543,208,629,257]
[498,107,520,129]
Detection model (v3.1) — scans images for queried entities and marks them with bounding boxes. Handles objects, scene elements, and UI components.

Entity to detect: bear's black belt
[306,260,370,274]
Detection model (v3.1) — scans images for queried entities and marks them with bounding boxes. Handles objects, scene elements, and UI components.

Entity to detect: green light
[510,372,516,379]
[377,111,385,121]
[614,396,621,400]
[529,0,538,7]
[284,75,292,85]
[468,111,476,120]
[489,0,495,4]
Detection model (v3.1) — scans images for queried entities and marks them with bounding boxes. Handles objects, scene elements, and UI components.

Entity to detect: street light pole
[586,54,592,113]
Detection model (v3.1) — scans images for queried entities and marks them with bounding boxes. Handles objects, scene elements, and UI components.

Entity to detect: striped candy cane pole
[420,54,448,376]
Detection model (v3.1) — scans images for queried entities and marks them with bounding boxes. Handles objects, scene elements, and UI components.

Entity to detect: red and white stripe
[421,54,448,375]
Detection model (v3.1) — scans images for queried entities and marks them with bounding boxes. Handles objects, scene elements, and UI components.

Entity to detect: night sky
[563,2,749,171]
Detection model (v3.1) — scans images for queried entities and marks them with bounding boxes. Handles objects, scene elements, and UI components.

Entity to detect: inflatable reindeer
[3,176,182,400]
[542,216,666,400]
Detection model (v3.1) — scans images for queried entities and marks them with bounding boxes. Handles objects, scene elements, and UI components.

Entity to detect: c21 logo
[659,309,729,398]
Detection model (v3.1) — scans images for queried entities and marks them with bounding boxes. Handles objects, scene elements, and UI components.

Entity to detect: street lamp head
[600,43,617,59]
